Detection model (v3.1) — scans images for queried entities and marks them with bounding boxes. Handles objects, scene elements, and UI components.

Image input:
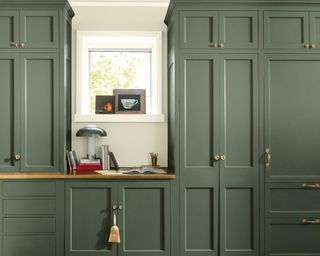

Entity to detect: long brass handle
[265,148,271,167]
[302,183,320,189]
[301,218,320,224]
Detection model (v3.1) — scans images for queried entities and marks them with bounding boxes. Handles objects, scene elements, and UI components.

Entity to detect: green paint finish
[179,11,218,49]
[65,182,117,256]
[20,53,59,171]
[219,11,258,48]
[118,183,170,256]
[264,55,320,180]
[310,12,320,48]
[0,54,19,171]
[3,235,56,256]
[4,217,55,233]
[265,218,320,256]
[264,11,309,48]
[0,11,19,48]
[3,181,56,196]
[20,10,59,48]
[3,199,56,215]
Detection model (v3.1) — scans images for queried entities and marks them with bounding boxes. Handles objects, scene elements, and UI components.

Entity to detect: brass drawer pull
[301,218,320,224]
[302,183,320,189]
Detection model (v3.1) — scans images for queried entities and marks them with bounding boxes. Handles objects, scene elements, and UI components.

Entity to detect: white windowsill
[74,114,165,123]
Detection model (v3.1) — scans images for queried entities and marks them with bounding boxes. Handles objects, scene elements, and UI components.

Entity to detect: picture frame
[113,89,146,114]
[95,95,115,114]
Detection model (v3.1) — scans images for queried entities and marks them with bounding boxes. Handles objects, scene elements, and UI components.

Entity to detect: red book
[76,163,102,172]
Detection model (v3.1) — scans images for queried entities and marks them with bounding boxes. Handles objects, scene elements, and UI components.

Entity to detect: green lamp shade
[76,127,107,137]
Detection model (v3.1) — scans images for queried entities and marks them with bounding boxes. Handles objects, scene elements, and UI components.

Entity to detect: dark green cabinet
[66,182,171,256]
[179,11,258,49]
[179,53,259,256]
[0,11,19,48]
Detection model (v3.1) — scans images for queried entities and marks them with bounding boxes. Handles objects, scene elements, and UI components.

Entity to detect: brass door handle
[15,154,21,161]
[302,183,320,189]
[301,218,320,224]
[220,155,226,161]
[208,42,218,48]
[265,148,271,167]
[214,155,221,161]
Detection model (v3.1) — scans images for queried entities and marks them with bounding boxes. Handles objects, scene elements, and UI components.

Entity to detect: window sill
[74,114,165,123]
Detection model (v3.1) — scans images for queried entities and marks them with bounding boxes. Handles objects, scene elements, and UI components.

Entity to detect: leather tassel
[108,209,120,243]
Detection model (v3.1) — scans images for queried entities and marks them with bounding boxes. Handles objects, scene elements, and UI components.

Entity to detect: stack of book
[77,158,102,174]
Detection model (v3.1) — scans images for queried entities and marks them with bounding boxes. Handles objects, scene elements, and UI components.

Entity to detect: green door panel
[20,10,59,48]
[3,199,56,215]
[0,54,20,171]
[266,183,320,217]
[118,182,170,256]
[180,54,219,256]
[264,55,320,180]
[4,217,55,233]
[179,11,219,49]
[219,55,259,256]
[310,12,320,49]
[65,182,117,256]
[0,11,19,48]
[3,181,56,196]
[265,218,320,256]
[264,11,309,49]
[20,53,59,171]
[219,11,258,48]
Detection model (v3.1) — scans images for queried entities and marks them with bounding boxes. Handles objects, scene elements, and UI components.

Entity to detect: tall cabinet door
[264,54,320,181]
[219,54,259,256]
[20,53,59,171]
[180,54,220,256]
[0,11,19,48]
[0,54,20,171]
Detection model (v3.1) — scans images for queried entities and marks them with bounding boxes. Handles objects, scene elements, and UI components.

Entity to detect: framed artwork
[95,95,115,114]
[113,89,146,114]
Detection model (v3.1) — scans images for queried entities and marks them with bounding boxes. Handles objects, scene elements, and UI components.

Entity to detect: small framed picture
[95,95,115,114]
[113,89,146,114]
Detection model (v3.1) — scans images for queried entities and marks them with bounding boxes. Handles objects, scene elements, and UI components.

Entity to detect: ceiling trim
[69,1,169,7]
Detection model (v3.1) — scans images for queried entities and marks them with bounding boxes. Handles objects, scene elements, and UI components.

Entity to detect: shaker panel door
[0,11,19,48]
[264,55,320,180]
[310,12,320,49]
[0,54,20,171]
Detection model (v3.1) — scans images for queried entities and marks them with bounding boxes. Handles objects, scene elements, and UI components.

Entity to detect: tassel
[108,208,120,243]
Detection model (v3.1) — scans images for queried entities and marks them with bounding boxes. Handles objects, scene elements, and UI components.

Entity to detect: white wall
[71,6,168,167]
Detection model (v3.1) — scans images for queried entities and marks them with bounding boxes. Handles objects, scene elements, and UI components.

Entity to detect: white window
[75,31,164,122]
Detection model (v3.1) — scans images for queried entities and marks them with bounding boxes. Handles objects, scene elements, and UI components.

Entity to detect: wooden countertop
[0,171,176,180]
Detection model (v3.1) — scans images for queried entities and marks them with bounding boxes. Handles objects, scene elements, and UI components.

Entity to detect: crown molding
[70,1,169,7]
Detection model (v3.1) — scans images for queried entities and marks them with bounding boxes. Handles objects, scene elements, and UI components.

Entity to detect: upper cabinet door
[264,54,320,181]
[0,11,19,49]
[20,10,59,49]
[179,11,219,49]
[264,11,309,49]
[310,12,320,49]
[219,11,258,48]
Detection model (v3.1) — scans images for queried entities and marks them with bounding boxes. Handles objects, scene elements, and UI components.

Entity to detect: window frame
[75,30,164,122]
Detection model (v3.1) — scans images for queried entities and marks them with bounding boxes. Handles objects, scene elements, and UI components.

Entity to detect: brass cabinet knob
[10,42,19,48]
[112,205,122,210]
[19,43,25,48]
[220,155,226,161]
[214,155,221,161]
[310,44,316,49]
[15,154,21,161]
[304,44,310,48]
[208,42,218,48]
[218,43,225,48]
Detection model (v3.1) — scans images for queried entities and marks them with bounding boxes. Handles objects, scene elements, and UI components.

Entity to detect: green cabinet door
[20,53,60,171]
[310,12,320,49]
[0,54,20,171]
[20,10,59,48]
[179,11,219,49]
[264,11,309,49]
[118,182,170,256]
[179,54,220,256]
[0,11,19,48]
[219,54,259,256]
[65,182,117,256]
[219,11,258,48]
[264,54,320,180]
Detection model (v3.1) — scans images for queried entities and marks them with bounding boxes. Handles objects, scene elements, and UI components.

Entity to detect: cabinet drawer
[265,218,320,256]
[3,181,56,197]
[3,235,55,256]
[4,217,55,233]
[3,199,56,215]
[266,183,320,216]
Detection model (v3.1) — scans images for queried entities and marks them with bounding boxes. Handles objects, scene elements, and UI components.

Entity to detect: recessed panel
[225,59,253,167]
[123,188,165,251]
[4,218,55,233]
[3,181,56,196]
[3,199,55,215]
[0,16,14,47]
[185,188,214,250]
[225,188,253,250]
[71,187,111,251]
[185,59,213,167]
